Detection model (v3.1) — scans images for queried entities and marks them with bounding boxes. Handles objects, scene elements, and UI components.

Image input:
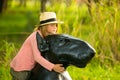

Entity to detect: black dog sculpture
[29,32,95,80]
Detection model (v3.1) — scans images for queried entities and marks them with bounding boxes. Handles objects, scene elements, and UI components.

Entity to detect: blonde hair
[33,25,41,31]
[33,23,58,32]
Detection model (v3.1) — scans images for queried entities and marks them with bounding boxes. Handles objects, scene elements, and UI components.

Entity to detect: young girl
[10,12,72,80]
[10,12,67,80]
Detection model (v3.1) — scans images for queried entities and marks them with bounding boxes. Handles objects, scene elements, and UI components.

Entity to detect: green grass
[0,0,120,80]
[0,7,40,33]
[67,58,120,80]
[0,40,120,80]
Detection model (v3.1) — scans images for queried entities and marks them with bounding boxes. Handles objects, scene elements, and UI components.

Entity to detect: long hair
[33,25,41,32]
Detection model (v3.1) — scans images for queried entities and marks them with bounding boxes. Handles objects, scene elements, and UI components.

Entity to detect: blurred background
[0,0,120,80]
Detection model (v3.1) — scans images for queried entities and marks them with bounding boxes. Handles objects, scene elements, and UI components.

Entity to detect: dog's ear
[36,32,49,53]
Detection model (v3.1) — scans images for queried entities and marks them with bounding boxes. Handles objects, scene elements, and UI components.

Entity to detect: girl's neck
[37,29,45,38]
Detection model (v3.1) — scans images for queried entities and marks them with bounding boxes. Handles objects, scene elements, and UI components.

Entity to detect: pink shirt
[10,30,54,71]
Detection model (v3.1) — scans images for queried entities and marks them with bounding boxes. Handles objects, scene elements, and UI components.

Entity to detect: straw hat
[37,12,63,26]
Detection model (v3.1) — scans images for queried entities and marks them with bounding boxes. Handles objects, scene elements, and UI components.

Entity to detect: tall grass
[0,0,120,80]
[47,1,120,64]
[0,41,18,80]
[46,1,120,79]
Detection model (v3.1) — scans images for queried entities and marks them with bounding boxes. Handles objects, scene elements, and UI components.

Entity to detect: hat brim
[36,21,64,26]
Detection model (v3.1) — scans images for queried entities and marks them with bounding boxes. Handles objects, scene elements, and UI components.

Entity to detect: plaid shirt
[10,30,54,71]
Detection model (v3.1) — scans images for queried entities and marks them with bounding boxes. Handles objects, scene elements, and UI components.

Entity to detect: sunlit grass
[0,40,120,80]
[11,0,40,9]
[0,41,18,80]
[0,0,120,80]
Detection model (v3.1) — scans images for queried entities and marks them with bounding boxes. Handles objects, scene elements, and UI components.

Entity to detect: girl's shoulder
[29,30,41,38]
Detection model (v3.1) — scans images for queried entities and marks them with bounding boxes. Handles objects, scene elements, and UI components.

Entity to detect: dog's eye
[60,38,70,42]
[59,38,70,46]
[60,39,64,42]
[65,39,70,42]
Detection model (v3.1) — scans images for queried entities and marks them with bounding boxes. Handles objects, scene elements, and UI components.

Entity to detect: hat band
[40,18,56,25]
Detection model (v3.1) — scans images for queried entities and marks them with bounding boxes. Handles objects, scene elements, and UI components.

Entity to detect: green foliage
[0,0,120,80]
[0,41,18,80]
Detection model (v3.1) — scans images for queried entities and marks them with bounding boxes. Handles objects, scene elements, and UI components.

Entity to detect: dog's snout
[89,48,96,57]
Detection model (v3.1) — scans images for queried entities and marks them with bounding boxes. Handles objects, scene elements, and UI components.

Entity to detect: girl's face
[41,23,58,37]
[46,23,58,34]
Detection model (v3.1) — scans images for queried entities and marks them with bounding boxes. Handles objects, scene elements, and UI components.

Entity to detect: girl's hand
[52,64,65,73]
